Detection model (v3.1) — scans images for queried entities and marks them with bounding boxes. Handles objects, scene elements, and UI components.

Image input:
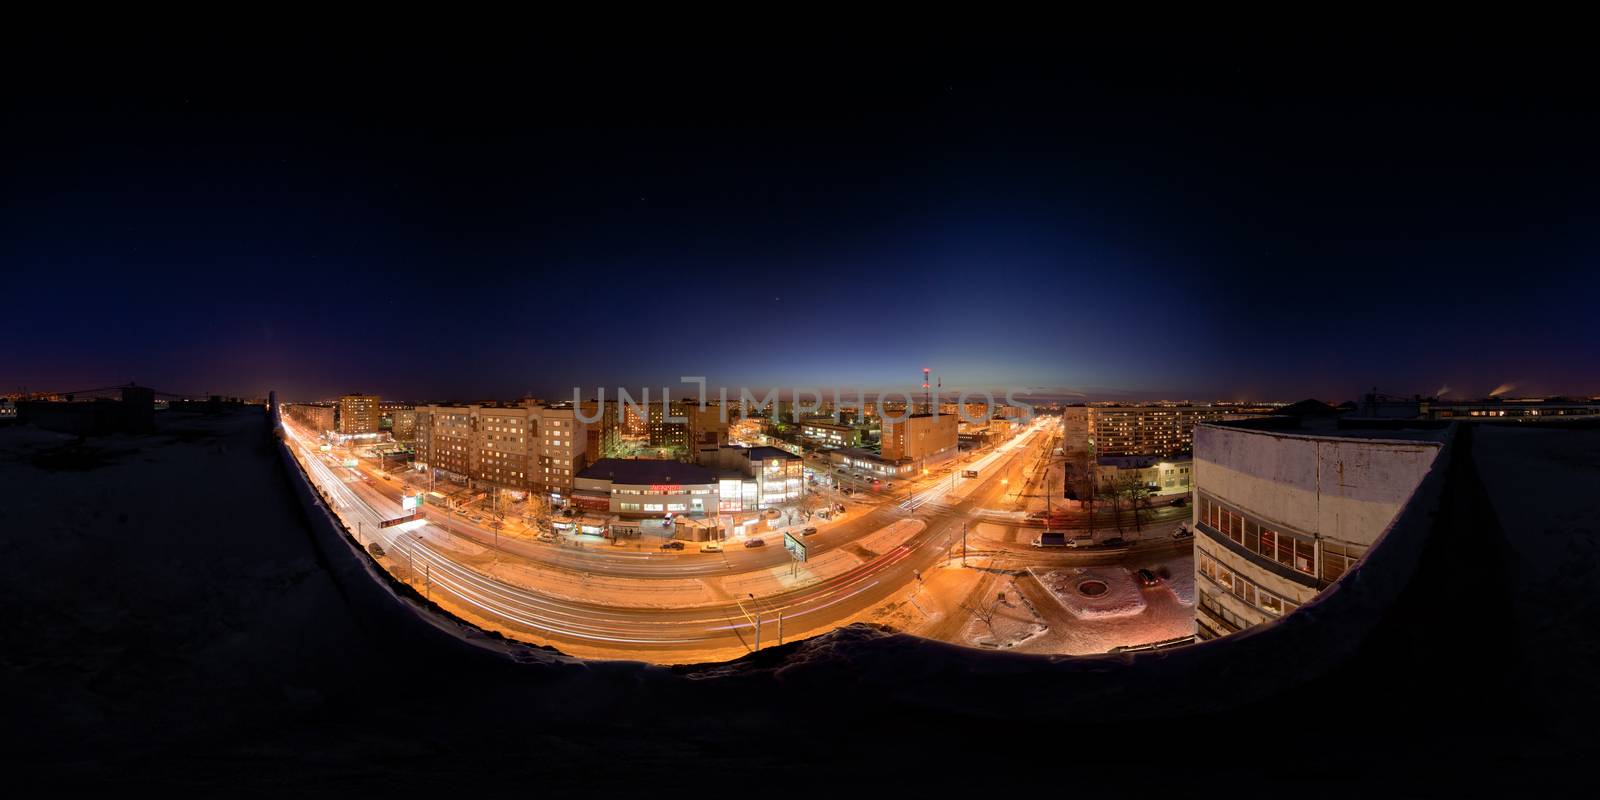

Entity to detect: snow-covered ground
[854,518,925,555]
[962,578,1049,648]
[1031,565,1148,619]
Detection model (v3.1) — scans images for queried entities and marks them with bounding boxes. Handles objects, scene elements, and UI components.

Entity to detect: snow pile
[854,518,925,555]
[1031,566,1148,619]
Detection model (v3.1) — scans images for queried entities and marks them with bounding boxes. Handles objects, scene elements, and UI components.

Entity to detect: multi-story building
[337,394,379,435]
[579,398,621,460]
[572,445,803,536]
[380,402,416,441]
[287,402,335,433]
[572,459,720,519]
[686,404,730,460]
[1071,404,1256,458]
[1093,455,1193,496]
[647,401,689,451]
[1191,415,1445,641]
[799,418,860,449]
[413,401,589,503]
[881,412,959,466]
[1061,406,1090,454]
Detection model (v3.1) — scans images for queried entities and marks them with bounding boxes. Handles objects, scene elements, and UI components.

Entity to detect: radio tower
[922,368,931,415]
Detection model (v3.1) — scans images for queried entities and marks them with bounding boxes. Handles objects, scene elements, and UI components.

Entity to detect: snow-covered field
[963,578,1049,648]
[1031,566,1148,620]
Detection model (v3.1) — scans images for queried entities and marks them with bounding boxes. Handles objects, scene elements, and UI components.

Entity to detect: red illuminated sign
[649,484,681,492]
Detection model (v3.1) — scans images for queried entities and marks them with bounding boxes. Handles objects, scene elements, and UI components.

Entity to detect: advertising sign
[783,531,808,563]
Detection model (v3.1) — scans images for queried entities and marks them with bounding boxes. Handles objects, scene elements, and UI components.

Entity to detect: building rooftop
[1206,415,1452,443]
[576,458,715,485]
[740,446,800,461]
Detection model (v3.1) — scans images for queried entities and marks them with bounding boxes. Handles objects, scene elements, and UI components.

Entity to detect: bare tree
[960,594,1004,641]
[1099,476,1125,534]
[797,489,825,520]
[1123,474,1153,533]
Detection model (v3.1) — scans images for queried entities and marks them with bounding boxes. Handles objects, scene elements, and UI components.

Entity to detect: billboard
[783,531,808,563]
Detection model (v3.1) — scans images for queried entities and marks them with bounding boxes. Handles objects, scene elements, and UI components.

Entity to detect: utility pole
[778,612,784,646]
[962,521,968,567]
[749,593,761,651]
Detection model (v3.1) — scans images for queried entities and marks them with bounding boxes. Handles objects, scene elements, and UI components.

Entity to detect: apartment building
[337,394,379,435]
[286,402,335,433]
[380,403,417,441]
[647,401,690,450]
[1068,404,1255,458]
[414,401,589,503]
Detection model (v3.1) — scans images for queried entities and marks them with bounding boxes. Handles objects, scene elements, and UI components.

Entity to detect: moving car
[801,526,818,536]
[962,470,979,478]
[743,538,766,548]
[367,542,386,558]
[699,542,723,553]
[659,540,685,550]
[1135,568,1160,587]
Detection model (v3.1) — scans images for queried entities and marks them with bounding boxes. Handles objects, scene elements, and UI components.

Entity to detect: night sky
[5,36,1597,404]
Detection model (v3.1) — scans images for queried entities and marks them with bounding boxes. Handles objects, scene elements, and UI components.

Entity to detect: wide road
[284,414,1074,660]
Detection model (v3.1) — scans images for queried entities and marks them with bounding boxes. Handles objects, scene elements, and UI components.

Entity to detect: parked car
[1170,497,1187,507]
[1103,537,1127,547]
[1032,531,1068,548]
[744,538,766,548]
[801,526,818,536]
[699,542,723,553]
[367,543,386,558]
[659,540,685,550]
[761,508,781,519]
[834,503,846,513]
[537,532,556,543]
[1135,568,1160,587]
[1172,526,1194,541]
[1065,536,1094,548]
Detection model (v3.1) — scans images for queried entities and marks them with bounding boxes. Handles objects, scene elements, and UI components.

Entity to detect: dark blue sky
[4,36,1597,404]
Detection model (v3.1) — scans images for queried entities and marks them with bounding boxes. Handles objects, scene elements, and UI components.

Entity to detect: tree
[1090,474,1119,534]
[1123,473,1153,533]
[797,489,825,520]
[960,594,1004,641]
[525,492,553,537]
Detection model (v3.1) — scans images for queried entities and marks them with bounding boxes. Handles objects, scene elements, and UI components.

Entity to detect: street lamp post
[748,592,761,652]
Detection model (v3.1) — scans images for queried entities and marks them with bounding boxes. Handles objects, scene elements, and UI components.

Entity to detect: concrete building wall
[881,413,958,462]
[1193,425,1440,547]
[1192,423,1442,639]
